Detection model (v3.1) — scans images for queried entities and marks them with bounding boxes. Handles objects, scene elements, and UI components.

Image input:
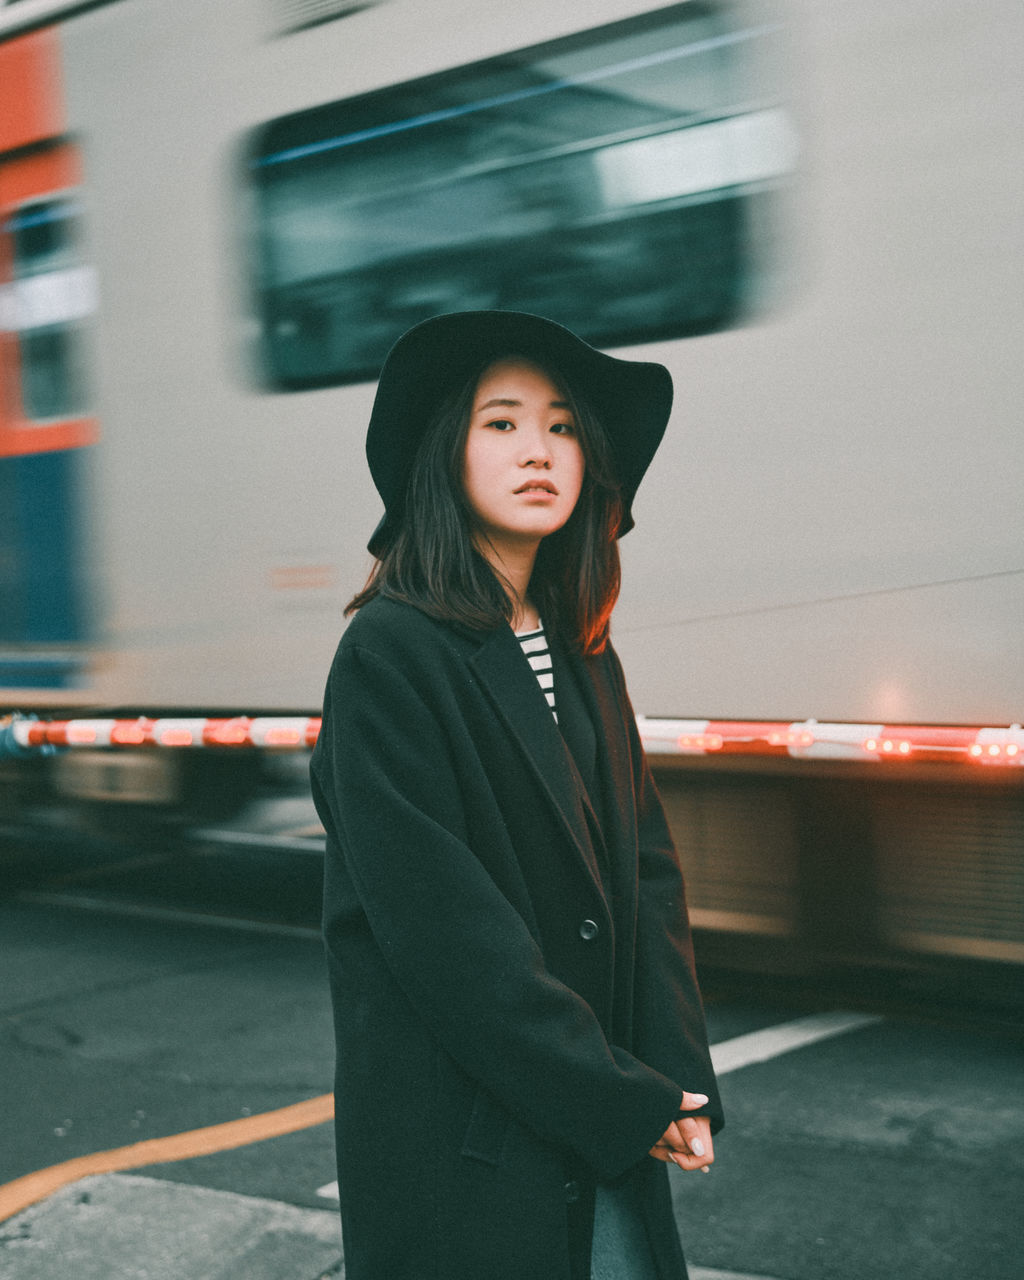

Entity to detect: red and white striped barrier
[3,713,1022,766]
[634,717,1024,766]
[5,715,322,751]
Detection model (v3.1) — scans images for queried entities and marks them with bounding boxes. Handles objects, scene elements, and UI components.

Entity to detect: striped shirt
[516,623,557,721]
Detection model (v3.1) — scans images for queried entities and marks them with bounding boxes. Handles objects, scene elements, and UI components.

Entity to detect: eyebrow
[474,397,573,412]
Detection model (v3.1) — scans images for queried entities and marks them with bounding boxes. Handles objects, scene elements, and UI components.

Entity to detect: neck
[473,534,539,631]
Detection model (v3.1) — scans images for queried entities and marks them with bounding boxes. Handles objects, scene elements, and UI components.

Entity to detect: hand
[648,1091,714,1173]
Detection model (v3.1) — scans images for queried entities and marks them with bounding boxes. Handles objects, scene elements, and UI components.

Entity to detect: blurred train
[1,0,1022,998]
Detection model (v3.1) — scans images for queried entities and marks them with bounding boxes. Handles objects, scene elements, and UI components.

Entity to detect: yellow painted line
[0,1092,334,1223]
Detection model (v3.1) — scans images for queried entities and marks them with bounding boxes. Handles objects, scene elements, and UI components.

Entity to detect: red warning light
[112,722,148,745]
[205,719,251,746]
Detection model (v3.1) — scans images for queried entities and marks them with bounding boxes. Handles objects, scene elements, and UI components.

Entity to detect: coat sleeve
[607,647,725,1135]
[314,638,685,1181]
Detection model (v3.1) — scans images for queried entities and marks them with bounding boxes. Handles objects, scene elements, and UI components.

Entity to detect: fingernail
[688,1093,709,1106]
[691,1139,705,1157]
[700,1166,711,1174]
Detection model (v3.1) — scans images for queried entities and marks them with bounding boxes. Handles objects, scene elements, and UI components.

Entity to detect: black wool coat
[310,597,723,1280]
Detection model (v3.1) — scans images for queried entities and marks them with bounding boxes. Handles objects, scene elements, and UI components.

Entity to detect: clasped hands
[648,1090,714,1173]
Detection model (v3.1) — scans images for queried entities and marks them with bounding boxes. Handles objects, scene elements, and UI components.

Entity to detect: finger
[678,1092,709,1112]
[666,1118,702,1151]
[652,1135,714,1170]
[670,1149,714,1172]
[659,1124,685,1152]
[672,1129,707,1159]
[667,1120,714,1166]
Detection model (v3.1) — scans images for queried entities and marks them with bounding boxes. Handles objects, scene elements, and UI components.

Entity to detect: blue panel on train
[0,449,88,686]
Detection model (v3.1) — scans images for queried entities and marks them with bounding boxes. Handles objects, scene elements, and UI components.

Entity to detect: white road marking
[711,1010,883,1075]
[691,1270,785,1280]
[317,1180,339,1201]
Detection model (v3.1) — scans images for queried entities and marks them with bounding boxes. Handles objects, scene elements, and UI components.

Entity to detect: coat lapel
[469,626,607,897]
[569,648,637,880]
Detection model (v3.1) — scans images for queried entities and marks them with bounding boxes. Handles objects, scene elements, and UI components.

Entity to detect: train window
[2,195,93,421]
[248,3,795,389]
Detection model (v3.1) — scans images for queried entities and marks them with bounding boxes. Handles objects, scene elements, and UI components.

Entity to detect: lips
[514,480,558,495]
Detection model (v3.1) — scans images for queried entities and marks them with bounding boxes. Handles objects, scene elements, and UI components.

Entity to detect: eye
[485,418,515,432]
[550,421,576,436]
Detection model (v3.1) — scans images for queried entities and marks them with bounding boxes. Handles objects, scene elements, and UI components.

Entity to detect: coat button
[579,919,599,941]
[564,1180,581,1203]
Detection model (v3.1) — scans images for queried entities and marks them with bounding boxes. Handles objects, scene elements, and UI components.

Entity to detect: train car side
[1,0,1021,989]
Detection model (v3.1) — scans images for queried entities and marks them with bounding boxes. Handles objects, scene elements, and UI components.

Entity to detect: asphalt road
[1,841,1022,1279]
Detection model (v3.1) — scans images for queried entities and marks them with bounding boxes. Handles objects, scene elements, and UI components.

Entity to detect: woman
[311,311,723,1280]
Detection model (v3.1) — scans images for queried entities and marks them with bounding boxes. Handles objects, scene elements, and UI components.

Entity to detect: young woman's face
[461,359,585,556]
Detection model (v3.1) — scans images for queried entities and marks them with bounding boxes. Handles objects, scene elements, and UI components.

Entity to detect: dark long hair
[346,357,624,654]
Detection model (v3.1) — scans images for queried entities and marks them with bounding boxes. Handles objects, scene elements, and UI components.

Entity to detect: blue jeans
[590,1183,660,1280]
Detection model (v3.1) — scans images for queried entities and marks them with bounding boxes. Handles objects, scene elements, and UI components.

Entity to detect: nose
[519,423,552,468]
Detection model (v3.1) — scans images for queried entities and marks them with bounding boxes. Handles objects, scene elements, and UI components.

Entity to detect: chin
[521,516,571,541]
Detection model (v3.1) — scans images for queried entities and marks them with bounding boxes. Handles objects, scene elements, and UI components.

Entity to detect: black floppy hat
[365,310,673,555]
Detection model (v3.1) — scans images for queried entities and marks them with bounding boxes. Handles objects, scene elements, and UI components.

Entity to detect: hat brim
[365,311,673,554]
